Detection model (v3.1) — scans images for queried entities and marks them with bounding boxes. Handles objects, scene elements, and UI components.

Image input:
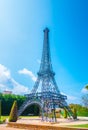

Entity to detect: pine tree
[9,100,18,122]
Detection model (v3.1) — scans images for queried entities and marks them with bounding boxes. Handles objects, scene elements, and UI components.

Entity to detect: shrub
[73,107,77,119]
[0,118,6,124]
[64,109,68,118]
[0,120,3,124]
[9,100,17,122]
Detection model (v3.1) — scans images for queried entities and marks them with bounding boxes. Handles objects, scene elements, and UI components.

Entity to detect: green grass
[19,116,39,119]
[1,116,9,120]
[0,120,3,124]
[68,124,88,128]
[0,116,8,124]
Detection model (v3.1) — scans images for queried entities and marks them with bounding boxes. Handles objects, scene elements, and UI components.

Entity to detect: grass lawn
[1,115,39,119]
[0,116,39,124]
[1,116,8,119]
[19,116,39,119]
[0,116,8,122]
[68,124,88,128]
[0,116,8,124]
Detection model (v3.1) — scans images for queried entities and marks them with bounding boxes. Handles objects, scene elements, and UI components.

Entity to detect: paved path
[0,124,25,130]
[0,117,88,129]
[17,117,88,126]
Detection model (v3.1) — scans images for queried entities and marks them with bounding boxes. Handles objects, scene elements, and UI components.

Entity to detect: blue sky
[0,0,88,104]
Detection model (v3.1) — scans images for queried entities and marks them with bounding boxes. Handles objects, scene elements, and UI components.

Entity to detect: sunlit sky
[0,0,88,104]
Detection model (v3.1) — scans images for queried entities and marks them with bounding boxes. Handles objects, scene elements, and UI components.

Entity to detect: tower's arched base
[18,92,76,122]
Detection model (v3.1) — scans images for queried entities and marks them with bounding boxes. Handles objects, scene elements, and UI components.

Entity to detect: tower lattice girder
[18,28,75,121]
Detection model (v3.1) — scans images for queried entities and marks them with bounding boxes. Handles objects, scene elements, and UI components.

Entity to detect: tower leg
[41,102,44,121]
[53,101,57,122]
[53,107,57,122]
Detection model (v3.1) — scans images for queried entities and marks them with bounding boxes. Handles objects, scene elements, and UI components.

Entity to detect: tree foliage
[73,107,77,119]
[0,93,26,115]
[22,104,40,116]
[85,84,88,90]
[64,109,68,118]
[1,93,88,117]
[9,100,17,122]
[0,93,40,116]
[69,104,88,117]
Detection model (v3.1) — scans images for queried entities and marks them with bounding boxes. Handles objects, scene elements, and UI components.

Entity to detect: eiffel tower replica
[18,28,75,121]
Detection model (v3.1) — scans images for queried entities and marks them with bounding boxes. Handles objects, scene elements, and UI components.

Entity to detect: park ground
[0,116,88,129]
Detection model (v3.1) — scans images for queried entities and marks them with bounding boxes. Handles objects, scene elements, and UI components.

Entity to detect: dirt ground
[0,117,88,130]
[17,116,88,126]
[0,124,25,130]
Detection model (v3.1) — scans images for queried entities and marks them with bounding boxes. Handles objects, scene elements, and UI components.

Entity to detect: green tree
[64,108,67,118]
[73,107,77,119]
[69,103,88,117]
[0,93,26,115]
[85,84,88,90]
[9,100,18,122]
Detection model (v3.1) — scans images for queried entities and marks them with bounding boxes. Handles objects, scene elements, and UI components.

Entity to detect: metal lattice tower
[31,28,59,94]
[18,28,76,121]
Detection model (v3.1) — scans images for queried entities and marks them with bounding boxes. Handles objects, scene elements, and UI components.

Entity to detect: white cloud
[0,84,5,88]
[0,64,30,94]
[18,68,37,82]
[67,95,77,100]
[10,79,30,94]
[81,88,88,94]
[0,84,6,91]
[61,92,77,101]
[0,64,10,82]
